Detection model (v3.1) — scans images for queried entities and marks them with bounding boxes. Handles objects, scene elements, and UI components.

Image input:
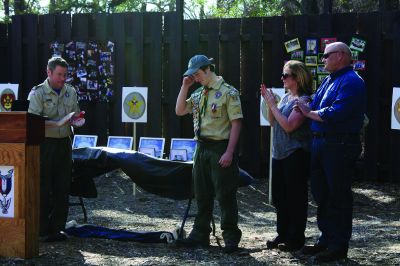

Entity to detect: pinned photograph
[87,80,98,90]
[353,60,366,71]
[317,74,328,85]
[107,136,133,150]
[318,53,324,63]
[349,37,366,52]
[308,67,317,77]
[306,38,318,55]
[391,87,400,130]
[320,37,337,52]
[100,52,112,62]
[317,64,329,74]
[291,50,304,61]
[138,137,165,158]
[305,56,318,66]
[72,135,98,149]
[170,149,188,161]
[351,50,359,60]
[170,138,197,161]
[284,38,301,53]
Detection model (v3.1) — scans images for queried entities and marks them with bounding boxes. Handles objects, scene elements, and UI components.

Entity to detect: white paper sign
[122,87,148,123]
[0,166,15,218]
[0,84,19,112]
[391,87,400,130]
[260,88,286,126]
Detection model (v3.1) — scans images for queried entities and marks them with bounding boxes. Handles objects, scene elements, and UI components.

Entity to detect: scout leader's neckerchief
[196,86,212,138]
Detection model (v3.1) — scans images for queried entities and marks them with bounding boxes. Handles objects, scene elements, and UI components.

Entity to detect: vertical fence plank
[163,12,183,153]
[220,18,240,89]
[0,24,10,83]
[199,19,220,67]
[358,12,382,181]
[21,15,39,98]
[10,16,22,85]
[143,13,163,138]
[240,17,263,178]
[108,13,125,139]
[38,14,55,83]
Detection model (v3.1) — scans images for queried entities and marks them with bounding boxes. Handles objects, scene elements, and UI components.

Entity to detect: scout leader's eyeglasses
[322,51,342,59]
[281,73,295,79]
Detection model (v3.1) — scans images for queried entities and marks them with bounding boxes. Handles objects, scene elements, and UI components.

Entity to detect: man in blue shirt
[296,42,366,263]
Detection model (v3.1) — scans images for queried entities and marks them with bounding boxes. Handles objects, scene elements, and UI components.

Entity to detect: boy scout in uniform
[175,55,243,253]
[28,57,84,242]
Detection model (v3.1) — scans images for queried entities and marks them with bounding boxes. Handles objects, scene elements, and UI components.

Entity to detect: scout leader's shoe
[175,237,210,248]
[277,241,304,252]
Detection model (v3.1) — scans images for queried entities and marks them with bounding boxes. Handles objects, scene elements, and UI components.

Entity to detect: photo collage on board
[50,41,115,102]
[284,36,366,92]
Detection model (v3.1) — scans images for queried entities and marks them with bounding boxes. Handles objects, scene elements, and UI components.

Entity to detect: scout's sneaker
[223,244,239,254]
[301,244,328,255]
[266,236,284,250]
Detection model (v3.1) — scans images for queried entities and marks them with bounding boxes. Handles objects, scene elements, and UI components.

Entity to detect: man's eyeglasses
[281,73,293,79]
[322,51,341,59]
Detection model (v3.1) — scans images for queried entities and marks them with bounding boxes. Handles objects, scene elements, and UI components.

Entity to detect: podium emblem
[0,168,13,215]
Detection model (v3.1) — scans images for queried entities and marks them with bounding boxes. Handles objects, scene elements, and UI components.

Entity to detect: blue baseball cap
[183,55,214,76]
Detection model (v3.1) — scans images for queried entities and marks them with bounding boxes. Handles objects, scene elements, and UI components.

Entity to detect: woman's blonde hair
[284,60,313,96]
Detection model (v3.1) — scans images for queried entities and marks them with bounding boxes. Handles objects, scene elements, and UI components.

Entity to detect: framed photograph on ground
[320,37,337,52]
[291,50,304,61]
[284,38,301,53]
[349,37,366,52]
[138,137,165,158]
[107,136,133,150]
[139,147,156,157]
[169,149,188,161]
[305,56,318,66]
[306,38,318,55]
[72,135,98,149]
[170,138,197,161]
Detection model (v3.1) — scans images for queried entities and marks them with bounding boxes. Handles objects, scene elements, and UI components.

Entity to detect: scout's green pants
[190,140,242,245]
[40,137,72,236]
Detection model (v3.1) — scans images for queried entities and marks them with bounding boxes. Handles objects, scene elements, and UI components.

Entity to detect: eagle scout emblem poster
[260,88,285,126]
[122,87,148,123]
[0,166,15,218]
[391,87,400,130]
[0,84,19,112]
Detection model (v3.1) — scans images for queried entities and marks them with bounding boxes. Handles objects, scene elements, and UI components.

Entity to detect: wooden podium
[0,112,44,258]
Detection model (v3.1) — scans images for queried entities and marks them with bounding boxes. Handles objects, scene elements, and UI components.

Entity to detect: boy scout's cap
[183,55,214,76]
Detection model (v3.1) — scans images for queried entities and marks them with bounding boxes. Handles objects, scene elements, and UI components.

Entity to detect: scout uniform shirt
[185,76,243,140]
[28,79,80,138]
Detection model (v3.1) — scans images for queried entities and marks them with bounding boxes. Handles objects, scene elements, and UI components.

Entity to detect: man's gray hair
[47,57,68,71]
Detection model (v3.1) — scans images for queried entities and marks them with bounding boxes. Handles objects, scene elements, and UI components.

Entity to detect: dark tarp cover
[71,147,254,201]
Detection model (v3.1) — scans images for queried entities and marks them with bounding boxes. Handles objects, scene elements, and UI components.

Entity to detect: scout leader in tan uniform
[28,57,84,242]
[175,55,243,254]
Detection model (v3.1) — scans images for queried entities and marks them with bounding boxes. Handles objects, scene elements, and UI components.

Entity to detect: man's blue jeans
[310,134,361,251]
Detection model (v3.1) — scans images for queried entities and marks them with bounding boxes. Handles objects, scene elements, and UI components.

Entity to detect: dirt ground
[1,170,399,265]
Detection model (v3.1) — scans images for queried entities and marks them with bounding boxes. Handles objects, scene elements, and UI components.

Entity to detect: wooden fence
[1,11,400,182]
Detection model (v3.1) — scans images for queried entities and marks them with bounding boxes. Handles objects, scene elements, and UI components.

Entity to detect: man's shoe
[313,248,347,263]
[175,237,209,248]
[223,245,239,254]
[301,244,327,255]
[266,236,284,250]
[41,232,67,243]
[278,242,303,252]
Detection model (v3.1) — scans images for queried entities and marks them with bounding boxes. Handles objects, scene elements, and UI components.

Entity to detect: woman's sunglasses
[281,73,294,79]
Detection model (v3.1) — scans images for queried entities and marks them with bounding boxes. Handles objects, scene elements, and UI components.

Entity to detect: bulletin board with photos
[284,36,367,92]
[50,41,115,103]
